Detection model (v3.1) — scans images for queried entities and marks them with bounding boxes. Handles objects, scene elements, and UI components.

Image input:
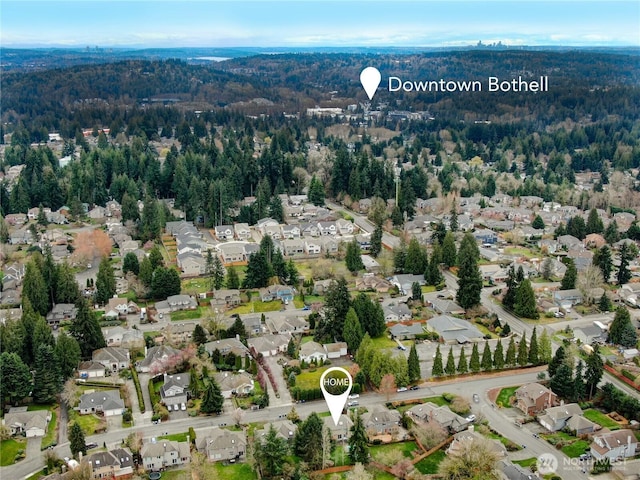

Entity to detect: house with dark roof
[389,322,425,340]
[256,420,297,443]
[323,414,353,441]
[537,404,596,433]
[361,407,402,438]
[136,345,182,373]
[197,428,246,462]
[407,402,469,433]
[46,303,77,327]
[161,372,190,408]
[77,390,124,416]
[86,448,134,479]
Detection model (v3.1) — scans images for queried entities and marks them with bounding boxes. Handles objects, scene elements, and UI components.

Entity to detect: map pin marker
[320,367,353,427]
[360,67,381,100]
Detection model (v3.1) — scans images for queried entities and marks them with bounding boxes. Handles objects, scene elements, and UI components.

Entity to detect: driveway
[26,437,41,459]
[263,355,293,407]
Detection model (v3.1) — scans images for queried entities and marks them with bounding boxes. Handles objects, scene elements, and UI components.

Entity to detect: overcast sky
[2,0,639,48]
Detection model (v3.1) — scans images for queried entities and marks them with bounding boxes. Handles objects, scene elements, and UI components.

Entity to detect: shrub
[131,368,145,414]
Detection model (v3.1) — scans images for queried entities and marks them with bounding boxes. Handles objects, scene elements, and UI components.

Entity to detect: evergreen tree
[33,344,61,404]
[138,256,153,287]
[598,292,612,312]
[408,344,421,383]
[528,328,539,365]
[593,246,613,283]
[604,220,620,244]
[286,260,299,286]
[316,277,351,342]
[189,366,201,399]
[352,293,385,338]
[493,340,505,370]
[193,324,208,345]
[560,258,577,290]
[55,332,81,380]
[370,224,383,258]
[585,346,604,399]
[425,244,444,286]
[349,412,370,464]
[257,425,290,476]
[457,347,468,374]
[151,267,181,299]
[548,345,566,378]
[343,308,364,353]
[200,379,224,414]
[431,345,444,377]
[226,266,240,289]
[122,252,140,276]
[517,337,529,367]
[586,208,604,234]
[481,341,493,371]
[243,251,272,288]
[95,256,116,305]
[469,343,481,373]
[539,328,552,364]
[505,337,517,367]
[532,215,545,229]
[269,196,284,223]
[411,282,422,302]
[69,299,106,358]
[345,239,364,273]
[502,266,519,310]
[456,233,482,309]
[23,260,49,317]
[148,246,164,270]
[550,364,574,400]
[0,352,32,405]
[617,243,632,285]
[405,237,427,275]
[441,232,457,268]
[445,347,456,376]
[271,249,287,282]
[449,203,458,232]
[308,175,325,206]
[609,306,638,348]
[294,412,324,470]
[69,422,87,458]
[541,258,553,281]
[573,360,585,402]
[514,279,538,319]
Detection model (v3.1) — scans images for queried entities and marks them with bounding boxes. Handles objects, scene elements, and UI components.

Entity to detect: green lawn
[41,410,57,449]
[562,440,590,458]
[583,409,620,430]
[212,461,258,479]
[25,470,46,480]
[157,432,189,442]
[227,301,284,315]
[396,395,448,414]
[296,366,329,390]
[67,410,105,436]
[496,386,518,407]
[421,285,437,293]
[414,449,446,474]
[301,335,315,344]
[158,469,189,480]
[331,444,353,467]
[171,306,204,321]
[0,438,26,466]
[370,441,418,463]
[303,295,325,304]
[181,278,209,293]
[504,247,537,259]
[513,457,538,468]
[369,334,399,349]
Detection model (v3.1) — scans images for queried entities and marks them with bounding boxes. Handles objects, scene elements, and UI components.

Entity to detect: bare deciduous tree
[346,463,374,480]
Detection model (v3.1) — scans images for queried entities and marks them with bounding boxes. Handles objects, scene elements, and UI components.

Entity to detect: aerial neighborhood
[1,45,640,480]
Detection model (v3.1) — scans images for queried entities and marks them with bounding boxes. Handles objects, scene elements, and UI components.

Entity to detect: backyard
[370,440,419,463]
[414,449,446,474]
[227,300,284,315]
[583,409,620,430]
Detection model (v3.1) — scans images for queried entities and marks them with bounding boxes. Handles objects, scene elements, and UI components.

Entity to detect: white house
[590,429,638,461]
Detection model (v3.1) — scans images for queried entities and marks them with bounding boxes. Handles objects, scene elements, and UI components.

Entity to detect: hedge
[131,368,146,413]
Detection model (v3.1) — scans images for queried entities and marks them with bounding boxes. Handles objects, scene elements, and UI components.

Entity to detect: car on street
[85,442,98,450]
[397,387,408,392]
[409,385,420,391]
[347,401,359,407]
[181,403,186,411]
[348,394,360,399]
[473,393,480,403]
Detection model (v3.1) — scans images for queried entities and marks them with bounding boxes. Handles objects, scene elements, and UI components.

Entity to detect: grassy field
[158,469,189,480]
[496,386,518,407]
[414,449,446,474]
[504,247,537,259]
[562,440,590,458]
[370,441,418,463]
[0,438,26,466]
[181,278,209,294]
[296,366,329,390]
[583,409,620,430]
[67,410,105,436]
[171,306,204,321]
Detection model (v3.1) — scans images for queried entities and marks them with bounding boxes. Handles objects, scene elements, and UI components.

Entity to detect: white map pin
[320,367,353,426]
[360,67,381,100]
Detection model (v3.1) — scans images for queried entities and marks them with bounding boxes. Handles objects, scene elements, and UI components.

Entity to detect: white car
[397,387,408,392]
[348,394,360,399]
[181,403,186,411]
[347,401,359,407]
[466,414,476,422]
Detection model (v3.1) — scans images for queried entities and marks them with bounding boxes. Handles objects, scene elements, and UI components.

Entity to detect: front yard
[295,366,330,390]
[0,438,26,466]
[67,409,106,436]
[496,386,518,407]
[542,431,590,458]
[171,306,205,321]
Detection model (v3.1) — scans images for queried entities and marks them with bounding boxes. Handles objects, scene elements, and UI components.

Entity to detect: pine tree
[345,239,364,273]
[493,340,505,370]
[560,258,577,290]
[441,232,457,268]
[122,252,140,276]
[0,352,33,404]
[138,256,153,287]
[189,366,201,399]
[505,337,517,367]
[502,266,519,310]
[514,279,538,319]
[469,343,481,373]
[95,256,116,305]
[517,337,529,366]
[200,379,224,414]
[432,345,444,377]
[69,422,86,458]
[539,328,552,364]
[257,425,290,476]
[405,237,427,275]
[349,412,370,464]
[573,360,585,402]
[243,251,272,288]
[585,346,604,400]
[33,344,61,404]
[598,292,612,312]
[456,233,482,309]
[445,347,456,376]
[550,364,573,400]
[343,308,364,353]
[70,299,106,358]
[370,224,383,258]
[212,255,225,290]
[586,208,604,234]
[449,203,458,232]
[23,261,49,317]
[226,266,240,289]
[481,341,493,371]
[593,245,613,283]
[193,324,208,345]
[609,306,638,348]
[426,245,444,286]
[457,347,468,374]
[528,328,539,365]
[408,344,421,383]
[55,332,81,380]
[617,243,633,286]
[548,345,566,378]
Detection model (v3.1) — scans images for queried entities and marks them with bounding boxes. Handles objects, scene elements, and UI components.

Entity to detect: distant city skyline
[2,1,639,48]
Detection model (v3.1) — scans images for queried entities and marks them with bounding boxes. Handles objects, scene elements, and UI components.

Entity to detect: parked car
[85,442,98,450]
[473,393,480,403]
[466,414,476,422]
[348,394,360,399]
[409,385,420,391]
[397,387,408,392]
[181,403,186,411]
[397,345,407,351]
[347,401,359,407]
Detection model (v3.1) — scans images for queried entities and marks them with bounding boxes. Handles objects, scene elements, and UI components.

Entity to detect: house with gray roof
[161,372,190,408]
[136,345,182,373]
[361,408,402,437]
[77,390,124,417]
[256,420,297,443]
[197,428,246,462]
[389,322,425,340]
[86,448,134,480]
[3,407,51,437]
[427,315,484,344]
[92,347,130,373]
[141,440,190,471]
[407,402,469,433]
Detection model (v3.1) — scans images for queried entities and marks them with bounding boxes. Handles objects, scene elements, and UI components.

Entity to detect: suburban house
[324,342,348,359]
[3,407,51,437]
[77,390,124,416]
[141,440,190,472]
[361,408,402,438]
[573,324,607,345]
[266,316,308,335]
[161,372,190,409]
[323,414,353,441]
[429,298,465,316]
[259,284,294,303]
[427,315,484,344]
[537,404,596,434]
[210,289,242,310]
[92,347,130,373]
[86,448,134,479]
[553,289,583,310]
[383,303,412,322]
[197,428,246,462]
[590,429,638,461]
[102,326,144,349]
[46,303,78,327]
[155,295,198,315]
[407,403,469,433]
[162,322,196,345]
[78,361,106,379]
[355,274,392,293]
[299,341,327,363]
[137,345,183,373]
[389,322,425,340]
[214,372,254,398]
[220,315,263,337]
[500,460,536,480]
[217,243,246,265]
[256,420,297,443]
[247,334,289,357]
[204,338,250,359]
[447,429,507,458]
[215,225,235,241]
[177,253,207,276]
[234,223,251,240]
[514,383,558,416]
